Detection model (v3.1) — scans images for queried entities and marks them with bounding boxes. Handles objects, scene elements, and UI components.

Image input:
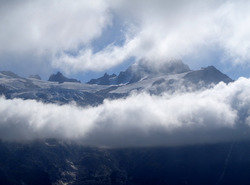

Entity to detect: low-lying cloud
[1,77,250,147]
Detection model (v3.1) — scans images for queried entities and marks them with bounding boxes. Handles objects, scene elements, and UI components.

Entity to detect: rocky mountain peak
[88,60,191,85]
[48,72,80,83]
[184,66,232,84]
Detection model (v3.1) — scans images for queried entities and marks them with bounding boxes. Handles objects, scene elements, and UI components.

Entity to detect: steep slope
[184,66,232,84]
[88,73,117,85]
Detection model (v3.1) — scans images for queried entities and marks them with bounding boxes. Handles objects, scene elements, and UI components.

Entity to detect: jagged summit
[88,60,190,85]
[48,72,80,83]
[0,62,233,106]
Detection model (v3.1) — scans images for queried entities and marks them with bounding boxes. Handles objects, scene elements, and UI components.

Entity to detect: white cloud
[1,78,250,147]
[114,0,250,64]
[1,0,250,74]
[53,0,250,73]
[216,1,250,64]
[52,39,136,72]
[0,0,110,54]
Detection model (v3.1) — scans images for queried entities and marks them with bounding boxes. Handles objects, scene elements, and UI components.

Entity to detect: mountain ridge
[0,62,233,106]
[87,60,191,85]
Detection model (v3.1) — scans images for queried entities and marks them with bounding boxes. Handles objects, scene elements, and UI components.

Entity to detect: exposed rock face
[88,73,117,85]
[48,72,80,83]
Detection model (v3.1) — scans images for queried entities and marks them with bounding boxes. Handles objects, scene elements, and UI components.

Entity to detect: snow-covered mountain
[87,59,191,85]
[0,61,232,106]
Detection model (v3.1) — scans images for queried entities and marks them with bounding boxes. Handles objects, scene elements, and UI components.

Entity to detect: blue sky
[0,0,250,82]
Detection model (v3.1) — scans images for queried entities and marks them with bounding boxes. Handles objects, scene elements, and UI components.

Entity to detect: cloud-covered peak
[1,0,250,77]
[88,59,191,85]
[133,59,191,75]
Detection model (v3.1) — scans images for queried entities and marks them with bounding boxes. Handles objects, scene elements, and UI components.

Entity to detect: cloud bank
[1,0,250,74]
[0,0,110,54]
[1,78,250,147]
[51,0,250,72]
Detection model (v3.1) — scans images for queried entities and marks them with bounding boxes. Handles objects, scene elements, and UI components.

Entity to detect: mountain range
[0,60,232,106]
[0,60,246,185]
